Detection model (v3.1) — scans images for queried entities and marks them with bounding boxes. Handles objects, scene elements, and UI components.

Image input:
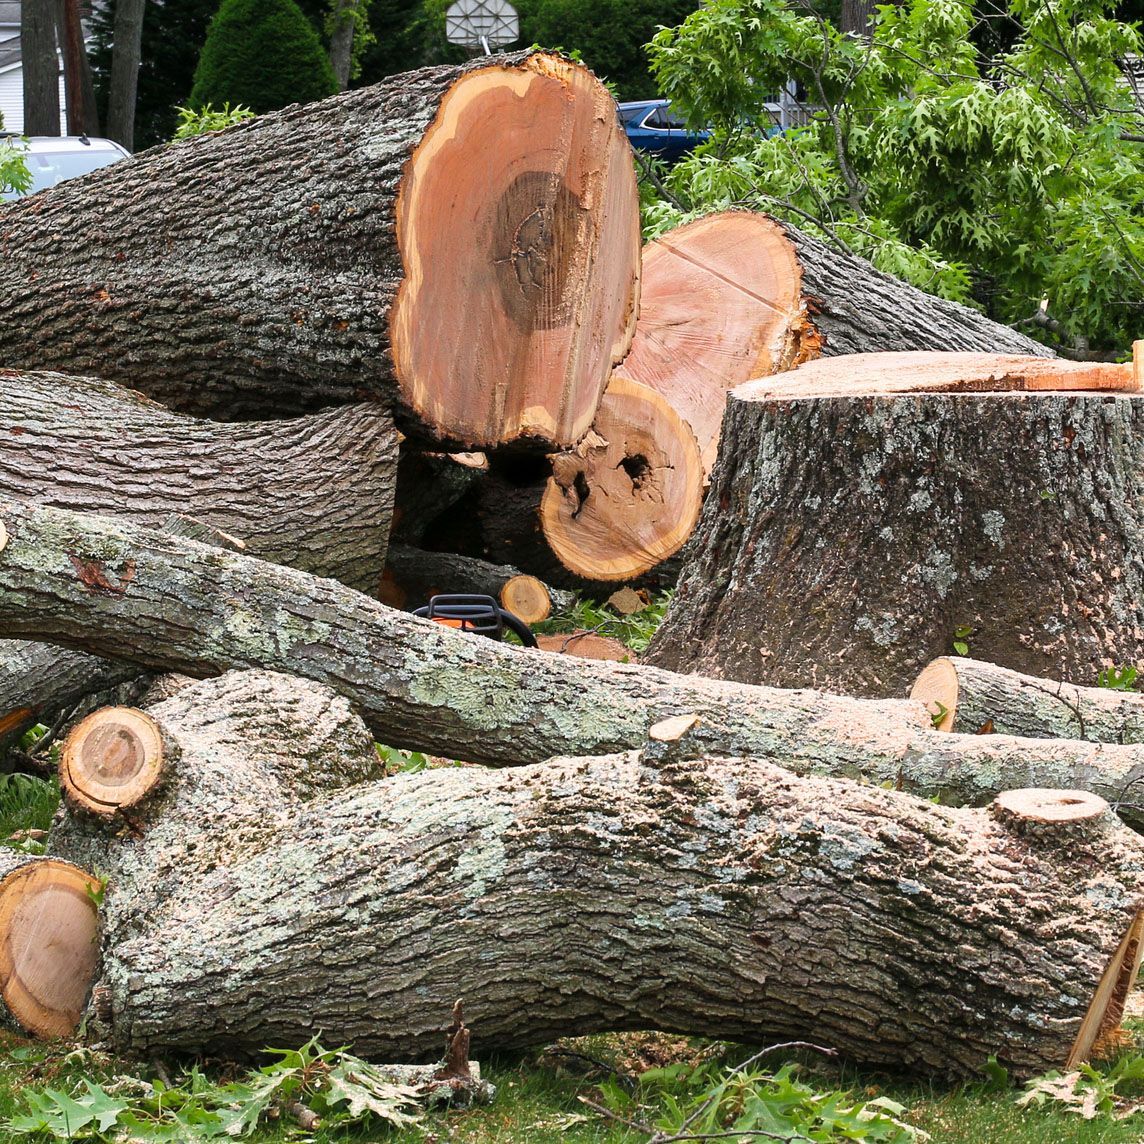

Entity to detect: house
[0,0,69,134]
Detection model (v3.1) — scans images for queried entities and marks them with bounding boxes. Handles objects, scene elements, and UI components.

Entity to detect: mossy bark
[49,676,1144,1077]
[647,392,1144,697]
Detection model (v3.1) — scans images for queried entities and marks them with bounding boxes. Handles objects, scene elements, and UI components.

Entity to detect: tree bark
[646,353,1143,697]
[38,673,1144,1076]
[912,656,1144,743]
[54,0,98,135]
[20,0,61,136]
[18,500,1144,828]
[0,52,639,451]
[105,0,146,150]
[327,0,359,90]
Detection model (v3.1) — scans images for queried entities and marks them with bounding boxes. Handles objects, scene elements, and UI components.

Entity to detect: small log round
[0,859,101,1038]
[991,788,1110,829]
[540,376,704,581]
[60,707,167,817]
[911,656,1144,743]
[534,631,635,662]
[647,353,1143,696]
[499,574,552,624]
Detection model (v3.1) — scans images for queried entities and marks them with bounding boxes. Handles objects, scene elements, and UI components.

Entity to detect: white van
[0,134,129,200]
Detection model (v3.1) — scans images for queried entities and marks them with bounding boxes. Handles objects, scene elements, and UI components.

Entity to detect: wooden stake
[0,859,101,1038]
[60,707,167,817]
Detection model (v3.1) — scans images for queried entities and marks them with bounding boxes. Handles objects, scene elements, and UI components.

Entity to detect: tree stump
[0,52,640,450]
[24,672,1144,1077]
[646,352,1142,697]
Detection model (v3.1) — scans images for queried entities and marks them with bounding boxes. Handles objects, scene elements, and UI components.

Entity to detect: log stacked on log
[646,351,1143,696]
[0,52,640,451]
[4,668,1142,1078]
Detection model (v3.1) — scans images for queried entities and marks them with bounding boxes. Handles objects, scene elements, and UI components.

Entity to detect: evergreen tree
[189,0,338,113]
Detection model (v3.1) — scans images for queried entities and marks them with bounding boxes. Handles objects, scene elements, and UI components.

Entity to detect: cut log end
[540,376,704,581]
[0,520,7,554]
[535,631,634,662]
[391,52,640,450]
[61,706,166,816]
[1069,910,1144,1068]
[0,860,101,1038]
[991,788,1110,828]
[909,656,959,731]
[499,574,551,624]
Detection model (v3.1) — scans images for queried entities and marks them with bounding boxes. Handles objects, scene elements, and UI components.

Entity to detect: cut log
[540,376,705,581]
[645,352,1143,697]
[390,450,488,546]
[379,543,574,619]
[0,52,640,450]
[912,656,1144,743]
[0,368,397,759]
[37,673,1144,1076]
[534,631,635,662]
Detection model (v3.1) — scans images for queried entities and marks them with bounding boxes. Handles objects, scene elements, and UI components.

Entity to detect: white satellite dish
[446,0,520,55]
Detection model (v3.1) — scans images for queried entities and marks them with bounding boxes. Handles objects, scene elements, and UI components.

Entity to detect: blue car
[618,99,710,163]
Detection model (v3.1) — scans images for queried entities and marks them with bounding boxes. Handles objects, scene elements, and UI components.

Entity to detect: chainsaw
[411,594,538,648]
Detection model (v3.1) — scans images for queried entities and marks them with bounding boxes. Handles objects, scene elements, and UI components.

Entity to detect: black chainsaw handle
[411,594,539,648]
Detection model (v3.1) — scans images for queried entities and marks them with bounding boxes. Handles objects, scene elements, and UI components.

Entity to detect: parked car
[0,134,130,200]
[618,99,710,163]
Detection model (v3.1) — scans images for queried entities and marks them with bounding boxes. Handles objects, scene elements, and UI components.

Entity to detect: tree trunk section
[105,0,146,150]
[913,656,1144,743]
[540,377,704,581]
[20,0,61,136]
[38,675,1144,1077]
[0,52,640,451]
[380,544,574,618]
[391,449,488,545]
[55,0,97,135]
[327,0,358,90]
[646,352,1142,697]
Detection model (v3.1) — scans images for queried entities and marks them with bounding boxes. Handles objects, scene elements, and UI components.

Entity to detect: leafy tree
[647,0,1144,354]
[189,0,338,113]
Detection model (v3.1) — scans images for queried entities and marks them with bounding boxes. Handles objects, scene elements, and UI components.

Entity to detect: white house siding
[0,65,68,134]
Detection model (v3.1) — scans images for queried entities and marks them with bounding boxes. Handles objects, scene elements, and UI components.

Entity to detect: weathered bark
[20,0,61,136]
[391,450,488,546]
[646,354,1144,697]
[327,0,359,90]
[380,543,574,618]
[0,52,640,451]
[0,369,398,594]
[540,377,705,581]
[41,674,1144,1076]
[18,499,1144,829]
[913,656,1144,743]
[54,0,97,135]
[105,0,146,150]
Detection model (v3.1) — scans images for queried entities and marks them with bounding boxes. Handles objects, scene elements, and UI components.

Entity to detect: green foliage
[600,1054,923,1141]
[534,590,674,654]
[0,772,59,849]
[952,624,974,657]
[375,742,432,773]
[171,102,256,139]
[3,1036,422,1141]
[1099,664,1141,690]
[646,0,1144,352]
[0,138,32,198]
[189,0,338,115]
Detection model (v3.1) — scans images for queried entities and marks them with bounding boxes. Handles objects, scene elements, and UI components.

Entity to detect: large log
[0,53,640,450]
[646,352,1142,697]
[913,656,1144,743]
[18,501,1144,826]
[28,670,1144,1076]
[0,368,397,759]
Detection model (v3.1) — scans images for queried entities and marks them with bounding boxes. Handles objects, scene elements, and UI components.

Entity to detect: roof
[0,0,19,27]
[0,40,18,74]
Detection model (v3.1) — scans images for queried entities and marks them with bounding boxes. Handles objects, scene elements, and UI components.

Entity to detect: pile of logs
[3,49,1144,1087]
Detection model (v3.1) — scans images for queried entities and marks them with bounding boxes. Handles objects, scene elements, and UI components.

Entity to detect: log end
[1068,910,1144,1068]
[535,631,635,662]
[391,52,640,449]
[61,706,166,817]
[0,860,101,1038]
[540,376,704,581]
[991,788,1109,829]
[0,520,7,554]
[499,574,551,625]
[909,656,960,732]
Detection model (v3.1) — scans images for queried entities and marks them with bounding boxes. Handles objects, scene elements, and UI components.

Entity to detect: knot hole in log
[493,172,580,332]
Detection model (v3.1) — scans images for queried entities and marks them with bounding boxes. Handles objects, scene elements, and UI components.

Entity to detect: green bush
[189,0,337,115]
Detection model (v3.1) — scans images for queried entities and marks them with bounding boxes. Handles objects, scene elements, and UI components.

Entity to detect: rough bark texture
[104,0,146,149]
[20,0,61,137]
[0,369,398,594]
[0,52,639,451]
[48,675,1144,1076]
[647,381,1144,696]
[380,543,574,615]
[391,450,488,546]
[18,500,1144,827]
[777,220,1054,359]
[913,656,1144,743]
